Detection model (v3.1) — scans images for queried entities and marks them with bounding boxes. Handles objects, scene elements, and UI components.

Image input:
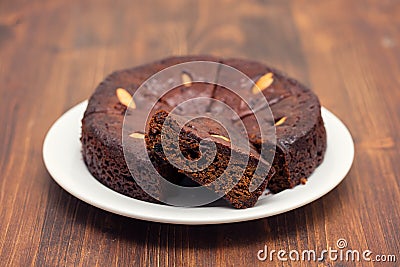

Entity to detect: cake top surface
[83,56,321,151]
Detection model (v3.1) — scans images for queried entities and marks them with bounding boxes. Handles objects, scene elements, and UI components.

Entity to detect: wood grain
[0,0,399,266]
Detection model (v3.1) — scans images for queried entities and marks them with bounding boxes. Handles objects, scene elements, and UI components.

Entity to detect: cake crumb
[300,177,307,185]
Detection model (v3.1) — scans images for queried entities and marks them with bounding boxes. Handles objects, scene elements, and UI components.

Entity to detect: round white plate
[43,101,354,225]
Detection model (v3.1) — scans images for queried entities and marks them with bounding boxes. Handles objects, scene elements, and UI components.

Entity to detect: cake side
[81,112,160,202]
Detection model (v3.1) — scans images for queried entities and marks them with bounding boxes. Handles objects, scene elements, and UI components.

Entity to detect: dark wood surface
[1,0,399,266]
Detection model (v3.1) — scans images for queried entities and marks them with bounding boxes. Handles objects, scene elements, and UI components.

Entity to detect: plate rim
[43,100,354,225]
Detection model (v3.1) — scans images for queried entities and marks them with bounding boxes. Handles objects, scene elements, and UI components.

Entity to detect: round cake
[81,56,327,208]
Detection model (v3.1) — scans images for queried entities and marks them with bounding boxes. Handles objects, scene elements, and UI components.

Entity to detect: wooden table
[1,0,399,266]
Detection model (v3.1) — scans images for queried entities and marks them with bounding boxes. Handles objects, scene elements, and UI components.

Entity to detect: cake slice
[145,110,275,209]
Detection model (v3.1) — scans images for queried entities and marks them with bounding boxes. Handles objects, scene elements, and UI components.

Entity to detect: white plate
[43,101,354,225]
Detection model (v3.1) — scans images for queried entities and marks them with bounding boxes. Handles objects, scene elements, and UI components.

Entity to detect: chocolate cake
[81,55,326,208]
